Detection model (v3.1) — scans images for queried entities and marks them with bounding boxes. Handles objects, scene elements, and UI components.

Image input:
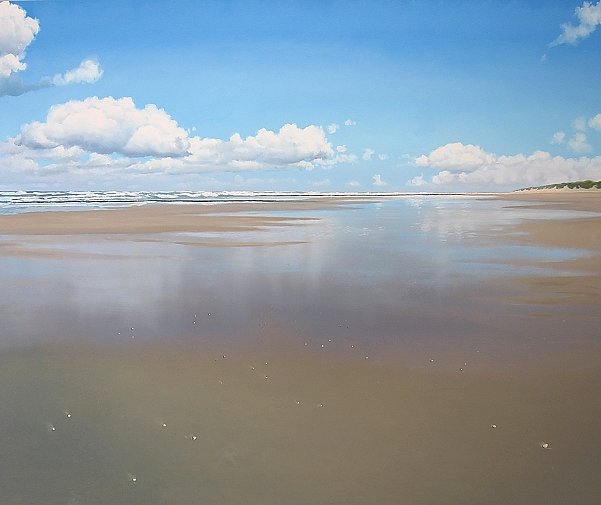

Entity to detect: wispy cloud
[327,123,339,134]
[551,1,601,46]
[344,119,356,126]
[1,59,103,97]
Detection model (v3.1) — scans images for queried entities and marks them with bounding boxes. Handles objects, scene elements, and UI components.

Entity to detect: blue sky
[1,0,601,191]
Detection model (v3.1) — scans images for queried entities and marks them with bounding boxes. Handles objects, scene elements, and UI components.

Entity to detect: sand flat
[0,193,600,504]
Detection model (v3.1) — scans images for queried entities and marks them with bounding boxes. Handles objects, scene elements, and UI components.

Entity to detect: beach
[0,192,599,505]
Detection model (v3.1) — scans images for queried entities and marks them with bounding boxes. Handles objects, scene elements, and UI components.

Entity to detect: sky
[1,0,601,192]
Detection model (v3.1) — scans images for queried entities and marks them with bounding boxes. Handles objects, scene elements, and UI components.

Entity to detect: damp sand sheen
[0,192,599,505]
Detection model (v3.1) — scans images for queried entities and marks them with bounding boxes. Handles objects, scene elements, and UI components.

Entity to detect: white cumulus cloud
[4,96,338,179]
[551,131,566,144]
[0,4,102,97]
[572,116,587,131]
[52,59,103,86]
[327,123,339,134]
[362,148,375,161]
[415,142,495,170]
[185,123,334,171]
[407,174,427,187]
[372,174,387,186]
[589,113,601,131]
[567,132,591,152]
[416,142,601,189]
[0,1,39,77]
[18,96,192,157]
[551,1,601,46]
[344,119,357,126]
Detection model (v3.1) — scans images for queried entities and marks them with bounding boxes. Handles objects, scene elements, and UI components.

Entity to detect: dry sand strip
[499,189,601,213]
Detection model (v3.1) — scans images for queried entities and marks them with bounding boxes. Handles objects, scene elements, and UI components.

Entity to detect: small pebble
[541,442,550,449]
[162,423,167,428]
[491,424,497,429]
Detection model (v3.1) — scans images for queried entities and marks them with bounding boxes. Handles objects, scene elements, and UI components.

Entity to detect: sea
[0,190,489,214]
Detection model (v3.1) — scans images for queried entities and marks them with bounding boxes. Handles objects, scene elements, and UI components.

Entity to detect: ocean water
[0,195,599,505]
[0,190,488,214]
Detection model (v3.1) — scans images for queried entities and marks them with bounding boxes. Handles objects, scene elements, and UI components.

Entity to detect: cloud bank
[2,96,339,180]
[412,142,601,189]
[551,1,601,46]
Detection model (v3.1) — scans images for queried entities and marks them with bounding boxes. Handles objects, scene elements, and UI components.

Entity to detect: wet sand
[496,191,601,307]
[0,194,600,504]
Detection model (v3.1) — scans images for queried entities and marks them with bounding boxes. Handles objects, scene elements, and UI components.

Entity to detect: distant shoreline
[515,180,601,192]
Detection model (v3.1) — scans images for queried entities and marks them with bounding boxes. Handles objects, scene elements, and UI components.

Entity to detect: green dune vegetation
[518,180,601,191]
